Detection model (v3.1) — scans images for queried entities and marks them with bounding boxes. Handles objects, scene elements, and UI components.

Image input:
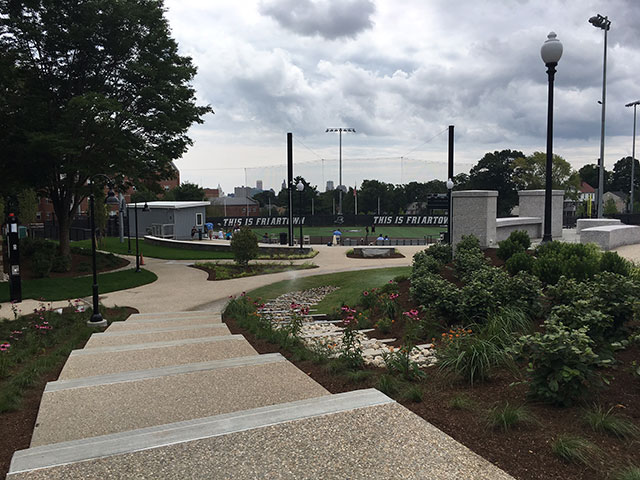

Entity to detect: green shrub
[456,234,481,254]
[400,384,424,403]
[549,301,614,346]
[376,374,399,396]
[454,249,490,282]
[589,272,640,332]
[376,317,392,334]
[551,434,601,467]
[600,251,631,276]
[497,238,524,262]
[518,320,605,406]
[51,254,72,273]
[20,237,56,258]
[409,272,459,321]
[505,271,542,316]
[448,393,476,410]
[613,466,640,480]
[412,252,442,276]
[230,227,259,266]
[545,276,586,307]
[486,402,538,431]
[437,334,508,385]
[425,243,452,263]
[483,307,533,343]
[534,241,601,284]
[583,404,640,440]
[30,250,54,278]
[505,251,534,275]
[508,230,531,250]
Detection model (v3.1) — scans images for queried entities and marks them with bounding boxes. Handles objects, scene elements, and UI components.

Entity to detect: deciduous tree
[0,0,211,256]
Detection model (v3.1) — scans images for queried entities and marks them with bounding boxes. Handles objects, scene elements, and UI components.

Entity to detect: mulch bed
[224,248,640,480]
[0,306,138,479]
[190,263,317,281]
[346,252,405,259]
[225,309,640,480]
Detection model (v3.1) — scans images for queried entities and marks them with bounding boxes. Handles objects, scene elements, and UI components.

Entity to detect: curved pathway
[1,245,424,317]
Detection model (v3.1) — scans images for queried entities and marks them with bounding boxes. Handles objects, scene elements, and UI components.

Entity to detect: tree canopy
[468,150,524,216]
[513,152,580,200]
[164,182,206,201]
[609,156,640,194]
[0,0,211,255]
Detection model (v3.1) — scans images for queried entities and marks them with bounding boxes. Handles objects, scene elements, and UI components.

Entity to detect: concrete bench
[580,224,640,250]
[576,218,621,233]
[496,216,542,242]
[353,246,396,258]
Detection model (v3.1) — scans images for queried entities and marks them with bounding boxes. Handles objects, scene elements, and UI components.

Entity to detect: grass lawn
[247,266,410,313]
[72,237,235,260]
[252,225,443,239]
[0,269,157,303]
[195,261,318,281]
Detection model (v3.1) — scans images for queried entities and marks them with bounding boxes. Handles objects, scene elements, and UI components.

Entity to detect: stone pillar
[518,190,564,239]
[451,190,498,248]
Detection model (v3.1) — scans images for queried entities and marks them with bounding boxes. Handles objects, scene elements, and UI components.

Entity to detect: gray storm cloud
[259,0,376,40]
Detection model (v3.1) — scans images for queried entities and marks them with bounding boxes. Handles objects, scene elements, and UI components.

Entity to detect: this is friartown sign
[216,215,448,228]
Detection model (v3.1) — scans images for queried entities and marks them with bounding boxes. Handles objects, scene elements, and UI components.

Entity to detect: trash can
[279,232,287,245]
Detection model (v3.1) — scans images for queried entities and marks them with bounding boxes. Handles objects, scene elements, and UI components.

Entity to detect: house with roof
[602,191,628,213]
[578,182,596,202]
[127,201,209,239]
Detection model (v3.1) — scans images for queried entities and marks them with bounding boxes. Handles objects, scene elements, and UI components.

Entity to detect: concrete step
[128,311,218,320]
[59,335,257,380]
[124,312,222,325]
[31,353,329,446]
[107,315,222,331]
[9,389,514,479]
[85,324,231,348]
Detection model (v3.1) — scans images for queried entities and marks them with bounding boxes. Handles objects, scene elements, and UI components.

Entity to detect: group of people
[190,224,235,240]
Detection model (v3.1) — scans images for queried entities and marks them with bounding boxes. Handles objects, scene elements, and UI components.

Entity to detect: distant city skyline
[164,0,640,192]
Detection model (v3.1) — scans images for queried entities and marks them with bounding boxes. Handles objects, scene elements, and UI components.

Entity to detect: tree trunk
[57,212,71,258]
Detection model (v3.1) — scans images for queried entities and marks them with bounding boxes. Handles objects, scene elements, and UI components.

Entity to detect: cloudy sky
[163,0,640,193]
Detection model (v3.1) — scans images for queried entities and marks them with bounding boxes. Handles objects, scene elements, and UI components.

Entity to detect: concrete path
[0,244,423,317]
[8,309,515,479]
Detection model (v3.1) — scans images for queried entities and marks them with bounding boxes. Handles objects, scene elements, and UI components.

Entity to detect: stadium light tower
[627,100,640,213]
[326,127,355,214]
[589,13,611,218]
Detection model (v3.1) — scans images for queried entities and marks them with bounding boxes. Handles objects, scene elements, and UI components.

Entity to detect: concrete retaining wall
[580,225,640,250]
[495,217,542,242]
[576,218,621,233]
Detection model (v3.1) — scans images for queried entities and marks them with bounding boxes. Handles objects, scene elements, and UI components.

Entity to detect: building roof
[580,182,595,193]
[128,201,209,210]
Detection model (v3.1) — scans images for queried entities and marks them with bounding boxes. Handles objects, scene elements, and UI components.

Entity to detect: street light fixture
[296,181,304,251]
[133,201,150,272]
[446,178,454,245]
[326,127,355,215]
[540,32,563,243]
[589,13,611,218]
[626,100,640,213]
[88,175,120,327]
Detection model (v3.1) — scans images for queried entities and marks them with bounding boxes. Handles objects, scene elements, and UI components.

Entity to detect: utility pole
[326,127,355,214]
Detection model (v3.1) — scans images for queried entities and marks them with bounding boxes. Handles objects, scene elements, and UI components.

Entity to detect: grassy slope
[72,238,234,260]
[247,266,411,314]
[0,269,157,303]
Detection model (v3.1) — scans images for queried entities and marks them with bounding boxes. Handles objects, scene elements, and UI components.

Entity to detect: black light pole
[134,201,149,271]
[626,100,640,213]
[446,178,454,245]
[88,177,120,327]
[297,181,304,250]
[326,127,355,215]
[540,32,563,243]
[589,14,611,218]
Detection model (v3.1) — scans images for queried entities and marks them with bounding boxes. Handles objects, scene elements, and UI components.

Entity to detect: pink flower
[363,291,369,296]
[0,343,10,352]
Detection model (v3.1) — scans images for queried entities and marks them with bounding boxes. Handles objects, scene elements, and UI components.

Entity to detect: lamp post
[589,14,611,218]
[326,127,355,214]
[133,201,150,272]
[296,181,304,251]
[540,31,563,243]
[88,176,120,327]
[626,100,640,213]
[446,178,454,245]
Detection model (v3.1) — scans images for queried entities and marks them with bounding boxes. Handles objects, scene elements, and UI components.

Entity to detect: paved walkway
[1,244,424,317]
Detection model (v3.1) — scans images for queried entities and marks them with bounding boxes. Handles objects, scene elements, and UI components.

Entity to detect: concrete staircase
[8,311,515,479]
